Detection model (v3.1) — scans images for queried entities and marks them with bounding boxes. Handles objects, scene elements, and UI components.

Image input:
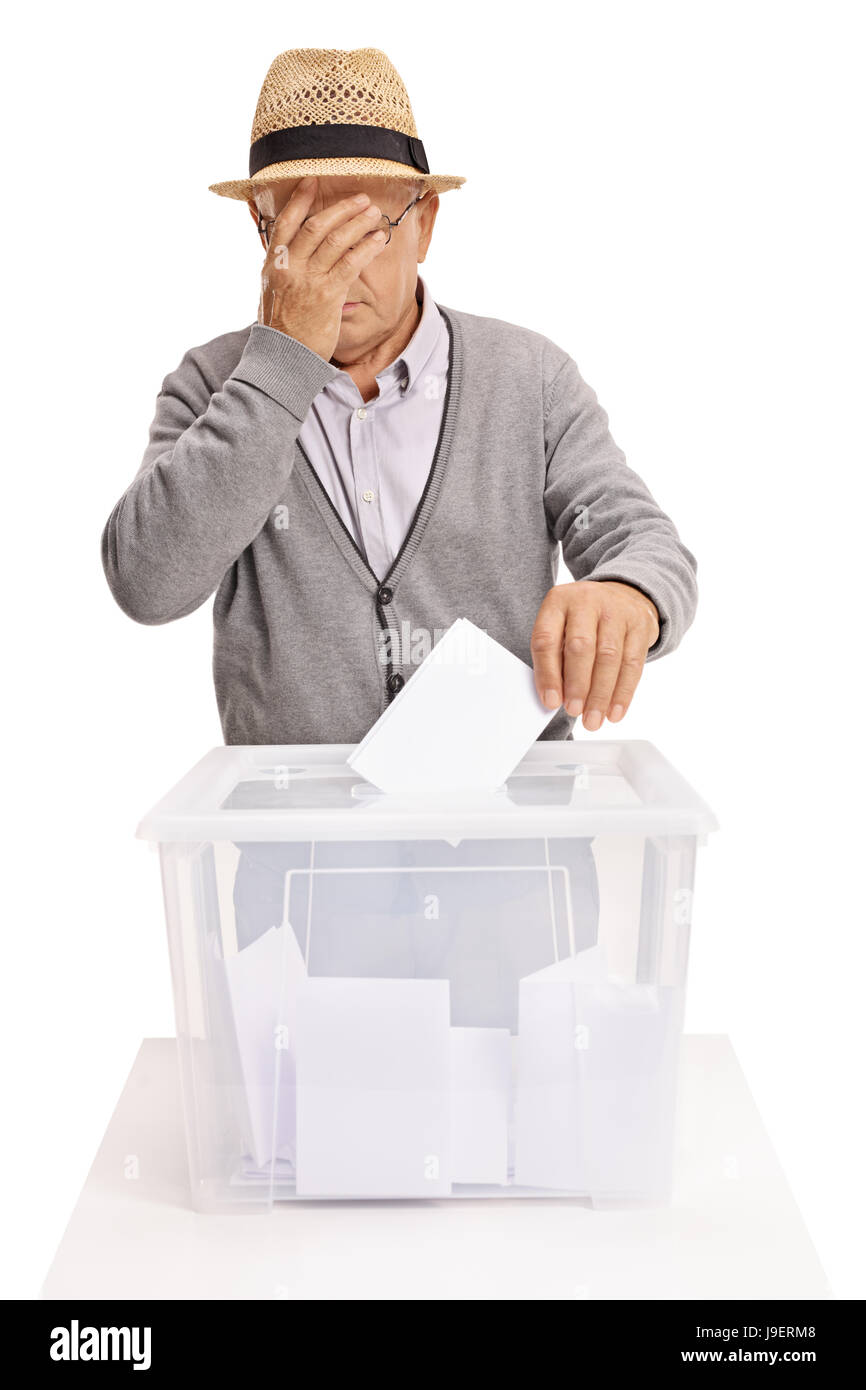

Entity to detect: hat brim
[209,155,466,201]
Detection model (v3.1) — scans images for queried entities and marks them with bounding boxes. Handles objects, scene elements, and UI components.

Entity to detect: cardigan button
[386,673,405,695]
[377,585,394,605]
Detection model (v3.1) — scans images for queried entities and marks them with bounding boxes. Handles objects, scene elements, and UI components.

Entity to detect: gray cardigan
[101,303,698,744]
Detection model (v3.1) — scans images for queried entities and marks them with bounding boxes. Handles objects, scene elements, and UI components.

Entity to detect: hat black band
[249,123,430,179]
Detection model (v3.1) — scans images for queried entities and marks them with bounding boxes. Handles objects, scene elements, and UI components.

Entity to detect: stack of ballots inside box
[221,922,680,1197]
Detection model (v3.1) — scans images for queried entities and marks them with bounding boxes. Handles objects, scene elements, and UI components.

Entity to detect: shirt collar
[383,274,441,394]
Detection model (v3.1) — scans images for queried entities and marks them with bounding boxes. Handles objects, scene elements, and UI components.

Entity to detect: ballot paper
[514,946,606,1191]
[295,977,451,1198]
[222,924,307,1171]
[514,946,683,1195]
[348,618,554,794]
[450,1028,511,1185]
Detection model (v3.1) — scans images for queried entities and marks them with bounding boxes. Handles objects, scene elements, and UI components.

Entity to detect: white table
[41,1035,831,1300]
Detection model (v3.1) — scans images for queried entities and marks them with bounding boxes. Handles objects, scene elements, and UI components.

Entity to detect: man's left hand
[530,581,660,730]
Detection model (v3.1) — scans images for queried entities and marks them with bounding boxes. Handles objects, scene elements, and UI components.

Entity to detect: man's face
[248,176,439,358]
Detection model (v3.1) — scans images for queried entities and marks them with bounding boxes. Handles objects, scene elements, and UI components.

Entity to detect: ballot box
[137,741,717,1211]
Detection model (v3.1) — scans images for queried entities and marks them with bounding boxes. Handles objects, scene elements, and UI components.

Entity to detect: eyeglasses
[257,194,425,249]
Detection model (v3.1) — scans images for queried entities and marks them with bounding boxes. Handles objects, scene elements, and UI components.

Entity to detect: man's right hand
[257,176,388,361]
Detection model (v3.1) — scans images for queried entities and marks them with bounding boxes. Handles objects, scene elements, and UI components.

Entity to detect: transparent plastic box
[137,741,717,1212]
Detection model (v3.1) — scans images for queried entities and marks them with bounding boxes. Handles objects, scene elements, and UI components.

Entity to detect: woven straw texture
[210,48,466,201]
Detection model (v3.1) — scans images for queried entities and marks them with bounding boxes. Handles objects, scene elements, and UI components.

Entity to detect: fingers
[581,614,626,731]
[562,606,599,719]
[331,224,388,282]
[295,195,385,272]
[266,177,320,259]
[306,201,384,271]
[606,625,651,723]
[530,593,567,710]
[266,179,389,281]
[531,582,653,731]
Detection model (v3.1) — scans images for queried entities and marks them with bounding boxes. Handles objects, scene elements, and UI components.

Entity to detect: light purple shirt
[297,274,449,579]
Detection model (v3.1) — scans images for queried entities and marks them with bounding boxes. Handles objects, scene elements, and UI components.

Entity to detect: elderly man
[102,47,697,747]
[101,49,698,1008]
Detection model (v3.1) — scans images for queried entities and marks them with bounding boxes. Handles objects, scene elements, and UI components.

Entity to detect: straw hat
[209,48,466,202]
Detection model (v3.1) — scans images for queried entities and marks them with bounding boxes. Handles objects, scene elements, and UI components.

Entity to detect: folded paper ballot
[514,946,606,1191]
[450,1027,511,1185]
[514,946,682,1194]
[221,923,307,1171]
[295,977,452,1198]
[348,618,554,794]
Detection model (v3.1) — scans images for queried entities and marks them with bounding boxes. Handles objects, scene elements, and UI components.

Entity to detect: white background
[2,0,863,1299]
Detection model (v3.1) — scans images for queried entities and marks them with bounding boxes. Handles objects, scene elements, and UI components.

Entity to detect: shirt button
[356,407,368,420]
[387,673,405,695]
[377,585,394,606]
[362,489,375,503]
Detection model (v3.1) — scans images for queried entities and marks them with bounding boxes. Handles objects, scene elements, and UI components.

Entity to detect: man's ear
[416,192,439,264]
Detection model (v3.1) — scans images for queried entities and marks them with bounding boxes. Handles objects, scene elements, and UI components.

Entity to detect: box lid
[136,741,719,843]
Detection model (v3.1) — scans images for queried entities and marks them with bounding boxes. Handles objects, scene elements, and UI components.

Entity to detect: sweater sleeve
[542,349,698,661]
[101,324,341,625]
